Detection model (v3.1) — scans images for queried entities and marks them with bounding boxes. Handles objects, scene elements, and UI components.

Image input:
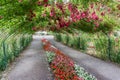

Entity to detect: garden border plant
[0,33,32,71]
[42,38,97,80]
[54,31,120,64]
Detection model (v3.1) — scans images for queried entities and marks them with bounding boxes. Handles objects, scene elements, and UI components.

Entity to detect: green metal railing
[0,30,32,71]
[93,34,120,63]
[54,32,120,63]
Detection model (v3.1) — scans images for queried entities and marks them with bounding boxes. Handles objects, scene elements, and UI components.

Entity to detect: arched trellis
[0,27,32,70]
[0,0,118,33]
[0,0,120,71]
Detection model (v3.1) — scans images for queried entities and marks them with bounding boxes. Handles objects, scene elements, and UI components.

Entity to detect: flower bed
[41,38,97,80]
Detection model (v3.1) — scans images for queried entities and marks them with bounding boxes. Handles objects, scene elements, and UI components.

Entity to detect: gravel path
[43,35,120,80]
[7,35,53,80]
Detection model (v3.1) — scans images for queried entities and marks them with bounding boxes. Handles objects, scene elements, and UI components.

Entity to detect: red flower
[50,7,55,17]
[44,3,48,7]
[90,3,94,9]
[94,22,99,27]
[32,27,37,31]
[76,15,81,20]
[108,8,111,12]
[43,0,48,3]
[65,21,70,27]
[37,1,42,6]
[81,12,86,18]
[91,12,99,20]
[42,39,83,80]
[101,12,105,16]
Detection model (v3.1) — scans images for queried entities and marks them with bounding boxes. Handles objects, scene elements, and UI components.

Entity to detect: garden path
[46,35,120,80]
[7,35,53,80]
[6,35,120,80]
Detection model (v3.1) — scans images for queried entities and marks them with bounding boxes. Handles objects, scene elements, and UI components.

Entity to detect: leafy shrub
[94,34,108,59]
[54,33,62,42]
[54,32,120,63]
[74,64,97,80]
[45,51,55,63]
[0,34,32,71]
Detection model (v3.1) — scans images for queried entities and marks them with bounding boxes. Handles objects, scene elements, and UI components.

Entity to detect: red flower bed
[41,38,83,80]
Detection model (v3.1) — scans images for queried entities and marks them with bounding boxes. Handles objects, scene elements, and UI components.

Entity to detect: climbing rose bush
[37,1,115,33]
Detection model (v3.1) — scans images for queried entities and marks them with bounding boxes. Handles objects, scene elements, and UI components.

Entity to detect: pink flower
[65,21,70,27]
[90,3,94,9]
[68,3,73,12]
[32,27,37,31]
[72,19,77,22]
[50,12,53,17]
[43,0,48,3]
[42,13,46,17]
[56,3,63,10]
[108,8,111,12]
[44,3,48,7]
[94,22,99,27]
[50,8,55,17]
[70,13,74,18]
[99,19,103,21]
[86,18,90,22]
[101,12,105,16]
[91,12,99,20]
[91,11,95,16]
[81,12,86,18]
[37,1,42,6]
[76,15,81,20]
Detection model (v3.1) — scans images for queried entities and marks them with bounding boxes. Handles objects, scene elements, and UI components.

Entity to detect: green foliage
[0,0,44,32]
[70,14,118,34]
[54,31,120,63]
[54,32,88,51]
[54,33,62,42]
[92,32,120,63]
[0,0,119,33]
[73,20,95,33]
[70,0,114,8]
[74,64,97,80]
[0,32,32,71]
[45,51,55,63]
[99,16,117,33]
[93,33,108,59]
